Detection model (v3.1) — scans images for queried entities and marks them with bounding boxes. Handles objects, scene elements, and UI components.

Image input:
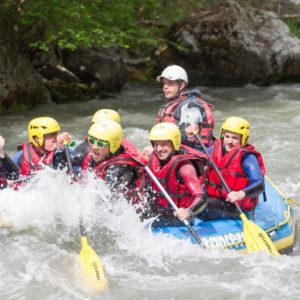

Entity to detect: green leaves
[2,0,207,55]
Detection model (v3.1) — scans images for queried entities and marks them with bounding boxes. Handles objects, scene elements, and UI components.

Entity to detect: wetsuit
[144,145,208,225]
[81,139,144,204]
[0,154,19,189]
[156,88,215,150]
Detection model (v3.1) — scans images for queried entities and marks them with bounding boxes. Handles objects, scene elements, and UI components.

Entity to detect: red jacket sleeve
[179,162,206,213]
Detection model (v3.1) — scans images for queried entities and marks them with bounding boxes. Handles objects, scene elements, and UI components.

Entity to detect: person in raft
[0,135,19,189]
[204,116,265,219]
[142,122,209,225]
[74,108,121,160]
[80,120,144,204]
[12,117,71,176]
[156,65,215,150]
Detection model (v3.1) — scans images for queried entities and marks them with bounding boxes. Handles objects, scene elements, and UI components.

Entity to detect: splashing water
[1,83,300,299]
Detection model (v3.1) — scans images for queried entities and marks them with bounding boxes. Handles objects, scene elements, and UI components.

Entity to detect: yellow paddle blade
[0,215,14,229]
[80,236,108,291]
[240,213,280,257]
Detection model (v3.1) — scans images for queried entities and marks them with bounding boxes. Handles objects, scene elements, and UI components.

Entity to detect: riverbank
[1,0,300,113]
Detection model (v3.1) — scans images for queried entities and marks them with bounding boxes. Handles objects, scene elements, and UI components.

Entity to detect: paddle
[12,174,36,184]
[63,142,108,291]
[194,133,280,256]
[142,164,206,248]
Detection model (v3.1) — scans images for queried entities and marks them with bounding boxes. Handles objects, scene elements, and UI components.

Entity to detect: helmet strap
[175,80,185,98]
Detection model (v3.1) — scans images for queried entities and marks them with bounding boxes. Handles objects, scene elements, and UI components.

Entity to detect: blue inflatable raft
[152,177,297,254]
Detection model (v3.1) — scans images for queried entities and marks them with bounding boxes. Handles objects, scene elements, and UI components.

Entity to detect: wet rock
[62,47,128,92]
[0,26,51,113]
[29,46,128,103]
[156,0,300,86]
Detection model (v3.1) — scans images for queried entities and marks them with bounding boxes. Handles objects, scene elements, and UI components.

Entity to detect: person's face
[223,131,242,152]
[153,140,174,161]
[161,78,185,100]
[88,136,110,163]
[43,132,58,152]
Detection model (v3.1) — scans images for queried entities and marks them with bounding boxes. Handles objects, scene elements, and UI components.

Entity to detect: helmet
[157,65,188,84]
[149,122,181,151]
[28,117,61,147]
[88,120,123,154]
[91,109,121,124]
[221,116,250,146]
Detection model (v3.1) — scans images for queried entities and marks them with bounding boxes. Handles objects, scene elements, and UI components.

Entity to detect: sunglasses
[88,136,109,148]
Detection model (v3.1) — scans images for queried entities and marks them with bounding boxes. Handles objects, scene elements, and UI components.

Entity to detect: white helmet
[157,65,188,84]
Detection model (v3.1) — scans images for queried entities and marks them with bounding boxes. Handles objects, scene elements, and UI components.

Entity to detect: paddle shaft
[195,134,243,214]
[13,174,36,184]
[63,143,74,174]
[143,165,205,247]
[64,143,85,232]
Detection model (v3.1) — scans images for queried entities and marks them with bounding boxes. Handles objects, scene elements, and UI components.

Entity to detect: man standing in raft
[156,65,215,150]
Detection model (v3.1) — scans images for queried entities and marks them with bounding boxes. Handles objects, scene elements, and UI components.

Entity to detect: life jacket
[207,139,266,211]
[148,144,209,208]
[19,143,55,176]
[82,139,145,204]
[156,91,215,147]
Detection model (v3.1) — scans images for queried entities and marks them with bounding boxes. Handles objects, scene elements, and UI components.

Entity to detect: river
[0,83,299,299]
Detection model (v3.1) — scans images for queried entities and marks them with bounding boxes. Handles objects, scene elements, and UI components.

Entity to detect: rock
[29,45,128,103]
[156,0,300,86]
[62,47,128,92]
[0,25,51,113]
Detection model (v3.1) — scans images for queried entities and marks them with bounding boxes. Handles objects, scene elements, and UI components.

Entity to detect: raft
[152,177,297,254]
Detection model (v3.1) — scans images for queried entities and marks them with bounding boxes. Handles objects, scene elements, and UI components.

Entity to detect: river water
[0,83,300,299]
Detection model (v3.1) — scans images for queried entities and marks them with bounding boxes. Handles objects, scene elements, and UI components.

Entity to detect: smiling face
[223,131,242,152]
[161,78,185,100]
[42,132,58,152]
[153,140,174,161]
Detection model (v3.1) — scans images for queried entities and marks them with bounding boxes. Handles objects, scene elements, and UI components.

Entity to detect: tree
[2,0,205,54]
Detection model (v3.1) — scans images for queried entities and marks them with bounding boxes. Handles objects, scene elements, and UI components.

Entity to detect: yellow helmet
[149,122,181,151]
[28,117,61,147]
[88,120,123,154]
[221,116,250,146]
[91,109,121,124]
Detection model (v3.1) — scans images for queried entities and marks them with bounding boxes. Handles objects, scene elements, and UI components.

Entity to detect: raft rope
[287,197,300,207]
[265,175,300,208]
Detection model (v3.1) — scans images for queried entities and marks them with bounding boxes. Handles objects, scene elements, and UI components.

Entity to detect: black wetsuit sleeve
[0,153,19,180]
[52,150,67,170]
[74,141,89,159]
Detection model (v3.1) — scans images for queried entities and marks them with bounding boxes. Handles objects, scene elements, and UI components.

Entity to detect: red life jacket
[19,143,55,176]
[148,144,208,208]
[207,139,266,211]
[156,93,215,146]
[82,139,145,203]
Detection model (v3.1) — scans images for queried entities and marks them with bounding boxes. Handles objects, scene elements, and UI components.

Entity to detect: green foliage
[1,0,207,55]
[285,19,300,38]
